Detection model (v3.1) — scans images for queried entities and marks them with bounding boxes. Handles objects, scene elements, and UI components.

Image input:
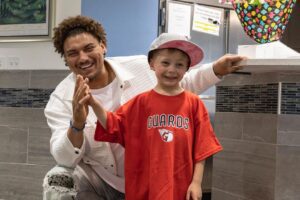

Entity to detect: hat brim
[154,40,204,67]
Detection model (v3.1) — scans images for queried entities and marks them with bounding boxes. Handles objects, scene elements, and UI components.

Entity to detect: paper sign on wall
[167,2,191,37]
[218,0,232,4]
[192,5,221,36]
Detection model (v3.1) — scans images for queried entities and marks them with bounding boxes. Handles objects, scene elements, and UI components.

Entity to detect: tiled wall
[281,83,300,114]
[0,70,69,200]
[216,74,300,115]
[0,88,52,108]
[213,112,300,200]
[216,84,278,113]
[213,112,277,200]
[212,73,300,200]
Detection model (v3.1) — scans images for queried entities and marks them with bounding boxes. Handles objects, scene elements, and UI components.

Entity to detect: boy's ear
[149,59,155,71]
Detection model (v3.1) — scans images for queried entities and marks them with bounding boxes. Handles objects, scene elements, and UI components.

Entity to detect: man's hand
[72,75,89,129]
[212,54,247,76]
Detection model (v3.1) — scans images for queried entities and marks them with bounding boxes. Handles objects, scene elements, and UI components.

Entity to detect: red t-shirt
[95,90,222,200]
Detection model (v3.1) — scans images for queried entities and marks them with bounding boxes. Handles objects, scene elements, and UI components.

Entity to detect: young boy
[81,33,223,200]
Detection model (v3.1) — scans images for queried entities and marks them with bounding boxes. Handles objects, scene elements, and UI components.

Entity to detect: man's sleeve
[45,93,86,168]
[180,63,221,94]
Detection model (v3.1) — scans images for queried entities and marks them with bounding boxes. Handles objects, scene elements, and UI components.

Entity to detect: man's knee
[43,165,76,200]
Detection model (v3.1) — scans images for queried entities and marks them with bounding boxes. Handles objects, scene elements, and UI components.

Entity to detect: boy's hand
[186,181,202,200]
[79,86,101,110]
[76,80,107,129]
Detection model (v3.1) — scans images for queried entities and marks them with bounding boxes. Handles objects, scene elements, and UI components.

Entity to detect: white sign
[192,5,221,36]
[218,0,232,4]
[167,2,191,37]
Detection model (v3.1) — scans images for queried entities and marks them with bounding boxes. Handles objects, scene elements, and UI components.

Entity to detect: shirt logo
[147,114,189,130]
[158,129,173,142]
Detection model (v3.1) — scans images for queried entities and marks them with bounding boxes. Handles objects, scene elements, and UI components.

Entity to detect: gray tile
[217,74,250,87]
[0,70,30,88]
[213,170,274,200]
[217,73,280,87]
[279,73,300,83]
[278,130,300,146]
[30,70,69,89]
[213,141,245,178]
[214,139,276,184]
[278,114,300,132]
[250,73,280,85]
[0,126,27,163]
[28,127,56,165]
[202,156,213,193]
[214,112,243,139]
[243,113,278,144]
[275,146,300,200]
[213,139,276,200]
[212,188,244,200]
[0,107,47,128]
[0,163,53,200]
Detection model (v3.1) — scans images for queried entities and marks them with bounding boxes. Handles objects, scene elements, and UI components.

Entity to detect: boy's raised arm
[88,94,108,129]
[78,76,108,129]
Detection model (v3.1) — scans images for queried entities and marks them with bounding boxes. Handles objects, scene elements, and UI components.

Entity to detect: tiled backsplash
[0,71,299,115]
[281,83,300,114]
[216,83,278,114]
[0,88,53,108]
[216,83,300,114]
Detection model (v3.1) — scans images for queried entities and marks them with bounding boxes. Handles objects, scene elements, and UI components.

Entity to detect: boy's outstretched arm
[186,160,205,200]
[78,79,107,129]
[88,94,107,129]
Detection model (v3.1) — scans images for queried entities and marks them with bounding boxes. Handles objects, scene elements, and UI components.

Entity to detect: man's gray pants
[43,162,125,200]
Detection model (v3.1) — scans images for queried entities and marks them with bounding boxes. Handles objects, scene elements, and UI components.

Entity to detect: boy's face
[149,49,189,90]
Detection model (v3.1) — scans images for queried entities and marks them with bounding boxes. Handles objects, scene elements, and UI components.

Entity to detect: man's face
[63,32,107,83]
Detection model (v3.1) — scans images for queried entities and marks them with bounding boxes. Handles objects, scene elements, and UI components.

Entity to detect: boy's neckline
[152,87,184,96]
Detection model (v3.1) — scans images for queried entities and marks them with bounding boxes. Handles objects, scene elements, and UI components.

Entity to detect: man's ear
[100,42,107,55]
[64,59,68,67]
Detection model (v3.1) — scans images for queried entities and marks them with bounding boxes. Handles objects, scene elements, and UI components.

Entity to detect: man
[43,15,244,200]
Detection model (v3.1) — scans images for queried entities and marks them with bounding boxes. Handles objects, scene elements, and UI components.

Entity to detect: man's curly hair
[53,15,107,57]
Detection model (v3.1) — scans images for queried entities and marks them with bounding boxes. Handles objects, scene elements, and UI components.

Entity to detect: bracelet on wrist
[70,120,86,133]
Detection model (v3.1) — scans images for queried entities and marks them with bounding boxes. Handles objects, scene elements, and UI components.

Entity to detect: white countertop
[236,59,300,73]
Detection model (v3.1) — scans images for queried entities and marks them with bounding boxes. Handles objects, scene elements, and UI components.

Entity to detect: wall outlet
[7,57,20,68]
[0,57,6,68]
